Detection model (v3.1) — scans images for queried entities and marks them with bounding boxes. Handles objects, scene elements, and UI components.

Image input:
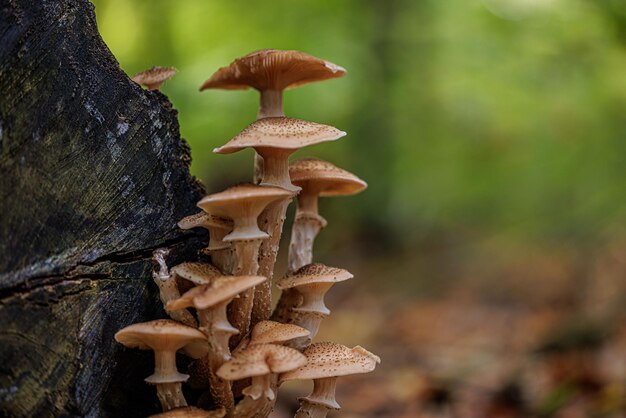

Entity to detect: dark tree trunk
[0,0,205,416]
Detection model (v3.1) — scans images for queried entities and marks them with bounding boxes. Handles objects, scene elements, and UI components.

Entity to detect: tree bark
[0,0,205,416]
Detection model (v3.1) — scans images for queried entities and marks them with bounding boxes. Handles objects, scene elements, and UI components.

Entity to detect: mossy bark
[0,0,205,416]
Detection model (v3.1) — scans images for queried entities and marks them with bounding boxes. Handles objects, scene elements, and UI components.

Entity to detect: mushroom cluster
[116,50,378,417]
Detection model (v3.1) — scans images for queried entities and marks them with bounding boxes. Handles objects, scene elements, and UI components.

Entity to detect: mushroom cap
[114,319,209,359]
[131,66,176,88]
[289,158,367,197]
[213,118,345,155]
[217,343,307,381]
[178,212,233,231]
[280,342,380,382]
[149,406,226,418]
[167,275,267,311]
[197,184,293,241]
[171,262,222,286]
[199,49,346,92]
[276,263,353,290]
[250,320,310,345]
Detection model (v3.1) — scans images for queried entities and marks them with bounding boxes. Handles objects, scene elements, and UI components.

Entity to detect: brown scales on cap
[171,262,222,286]
[132,66,177,90]
[277,263,353,291]
[249,320,310,345]
[199,49,345,92]
[289,158,367,197]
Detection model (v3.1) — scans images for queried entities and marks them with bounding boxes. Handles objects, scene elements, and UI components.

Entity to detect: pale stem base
[294,377,340,418]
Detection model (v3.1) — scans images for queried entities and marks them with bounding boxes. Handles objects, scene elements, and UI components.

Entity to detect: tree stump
[0,0,205,416]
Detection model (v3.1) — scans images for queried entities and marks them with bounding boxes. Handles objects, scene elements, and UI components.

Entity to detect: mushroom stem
[287,212,327,274]
[229,239,263,344]
[156,382,188,411]
[258,89,284,119]
[152,250,197,327]
[259,151,299,192]
[294,377,339,418]
[253,196,293,329]
[235,375,278,418]
[289,313,326,350]
[209,246,235,275]
[149,350,189,411]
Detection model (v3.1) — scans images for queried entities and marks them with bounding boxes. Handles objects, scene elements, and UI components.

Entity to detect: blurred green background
[91,0,626,416]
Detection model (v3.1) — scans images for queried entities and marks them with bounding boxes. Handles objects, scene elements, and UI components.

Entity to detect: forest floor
[271,240,626,418]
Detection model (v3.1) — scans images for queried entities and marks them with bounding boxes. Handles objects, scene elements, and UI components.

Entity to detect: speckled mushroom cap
[213,118,345,155]
[167,275,266,311]
[217,343,307,381]
[178,212,233,231]
[199,49,346,92]
[131,66,177,90]
[279,342,380,383]
[149,406,226,418]
[115,319,209,359]
[171,262,222,286]
[289,158,367,197]
[250,320,310,345]
[276,263,353,290]
[197,184,293,242]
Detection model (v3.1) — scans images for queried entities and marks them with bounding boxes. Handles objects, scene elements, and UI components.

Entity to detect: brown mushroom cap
[171,262,222,286]
[199,49,346,92]
[131,66,177,89]
[197,184,293,241]
[276,263,353,290]
[213,118,345,155]
[250,320,310,345]
[149,406,226,418]
[289,158,367,197]
[114,319,209,359]
[217,343,307,381]
[279,342,380,382]
[178,212,233,231]
[167,275,267,311]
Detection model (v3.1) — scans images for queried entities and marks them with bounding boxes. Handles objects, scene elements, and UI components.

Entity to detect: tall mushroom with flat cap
[178,213,234,273]
[167,274,266,412]
[279,342,380,418]
[197,184,292,341]
[217,344,307,418]
[115,319,209,411]
[214,118,346,328]
[287,158,367,273]
[132,66,177,90]
[276,263,353,349]
[199,49,346,119]
[152,249,197,328]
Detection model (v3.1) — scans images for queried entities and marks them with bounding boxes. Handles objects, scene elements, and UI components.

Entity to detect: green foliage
[92,0,626,249]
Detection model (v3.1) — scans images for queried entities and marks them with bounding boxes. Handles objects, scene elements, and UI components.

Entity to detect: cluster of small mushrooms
[119,50,380,418]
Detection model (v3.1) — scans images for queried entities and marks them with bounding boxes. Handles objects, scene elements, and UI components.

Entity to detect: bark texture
[0,0,205,416]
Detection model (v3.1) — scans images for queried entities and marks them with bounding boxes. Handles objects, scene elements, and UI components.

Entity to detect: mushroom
[214,118,345,193]
[197,184,292,341]
[217,344,307,418]
[279,342,380,418]
[151,249,197,328]
[200,49,346,187]
[199,49,346,120]
[178,212,234,274]
[235,320,310,353]
[214,118,345,328]
[170,261,222,294]
[114,319,209,411]
[287,158,367,273]
[148,406,226,418]
[167,274,266,411]
[276,264,353,349]
[132,66,177,90]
